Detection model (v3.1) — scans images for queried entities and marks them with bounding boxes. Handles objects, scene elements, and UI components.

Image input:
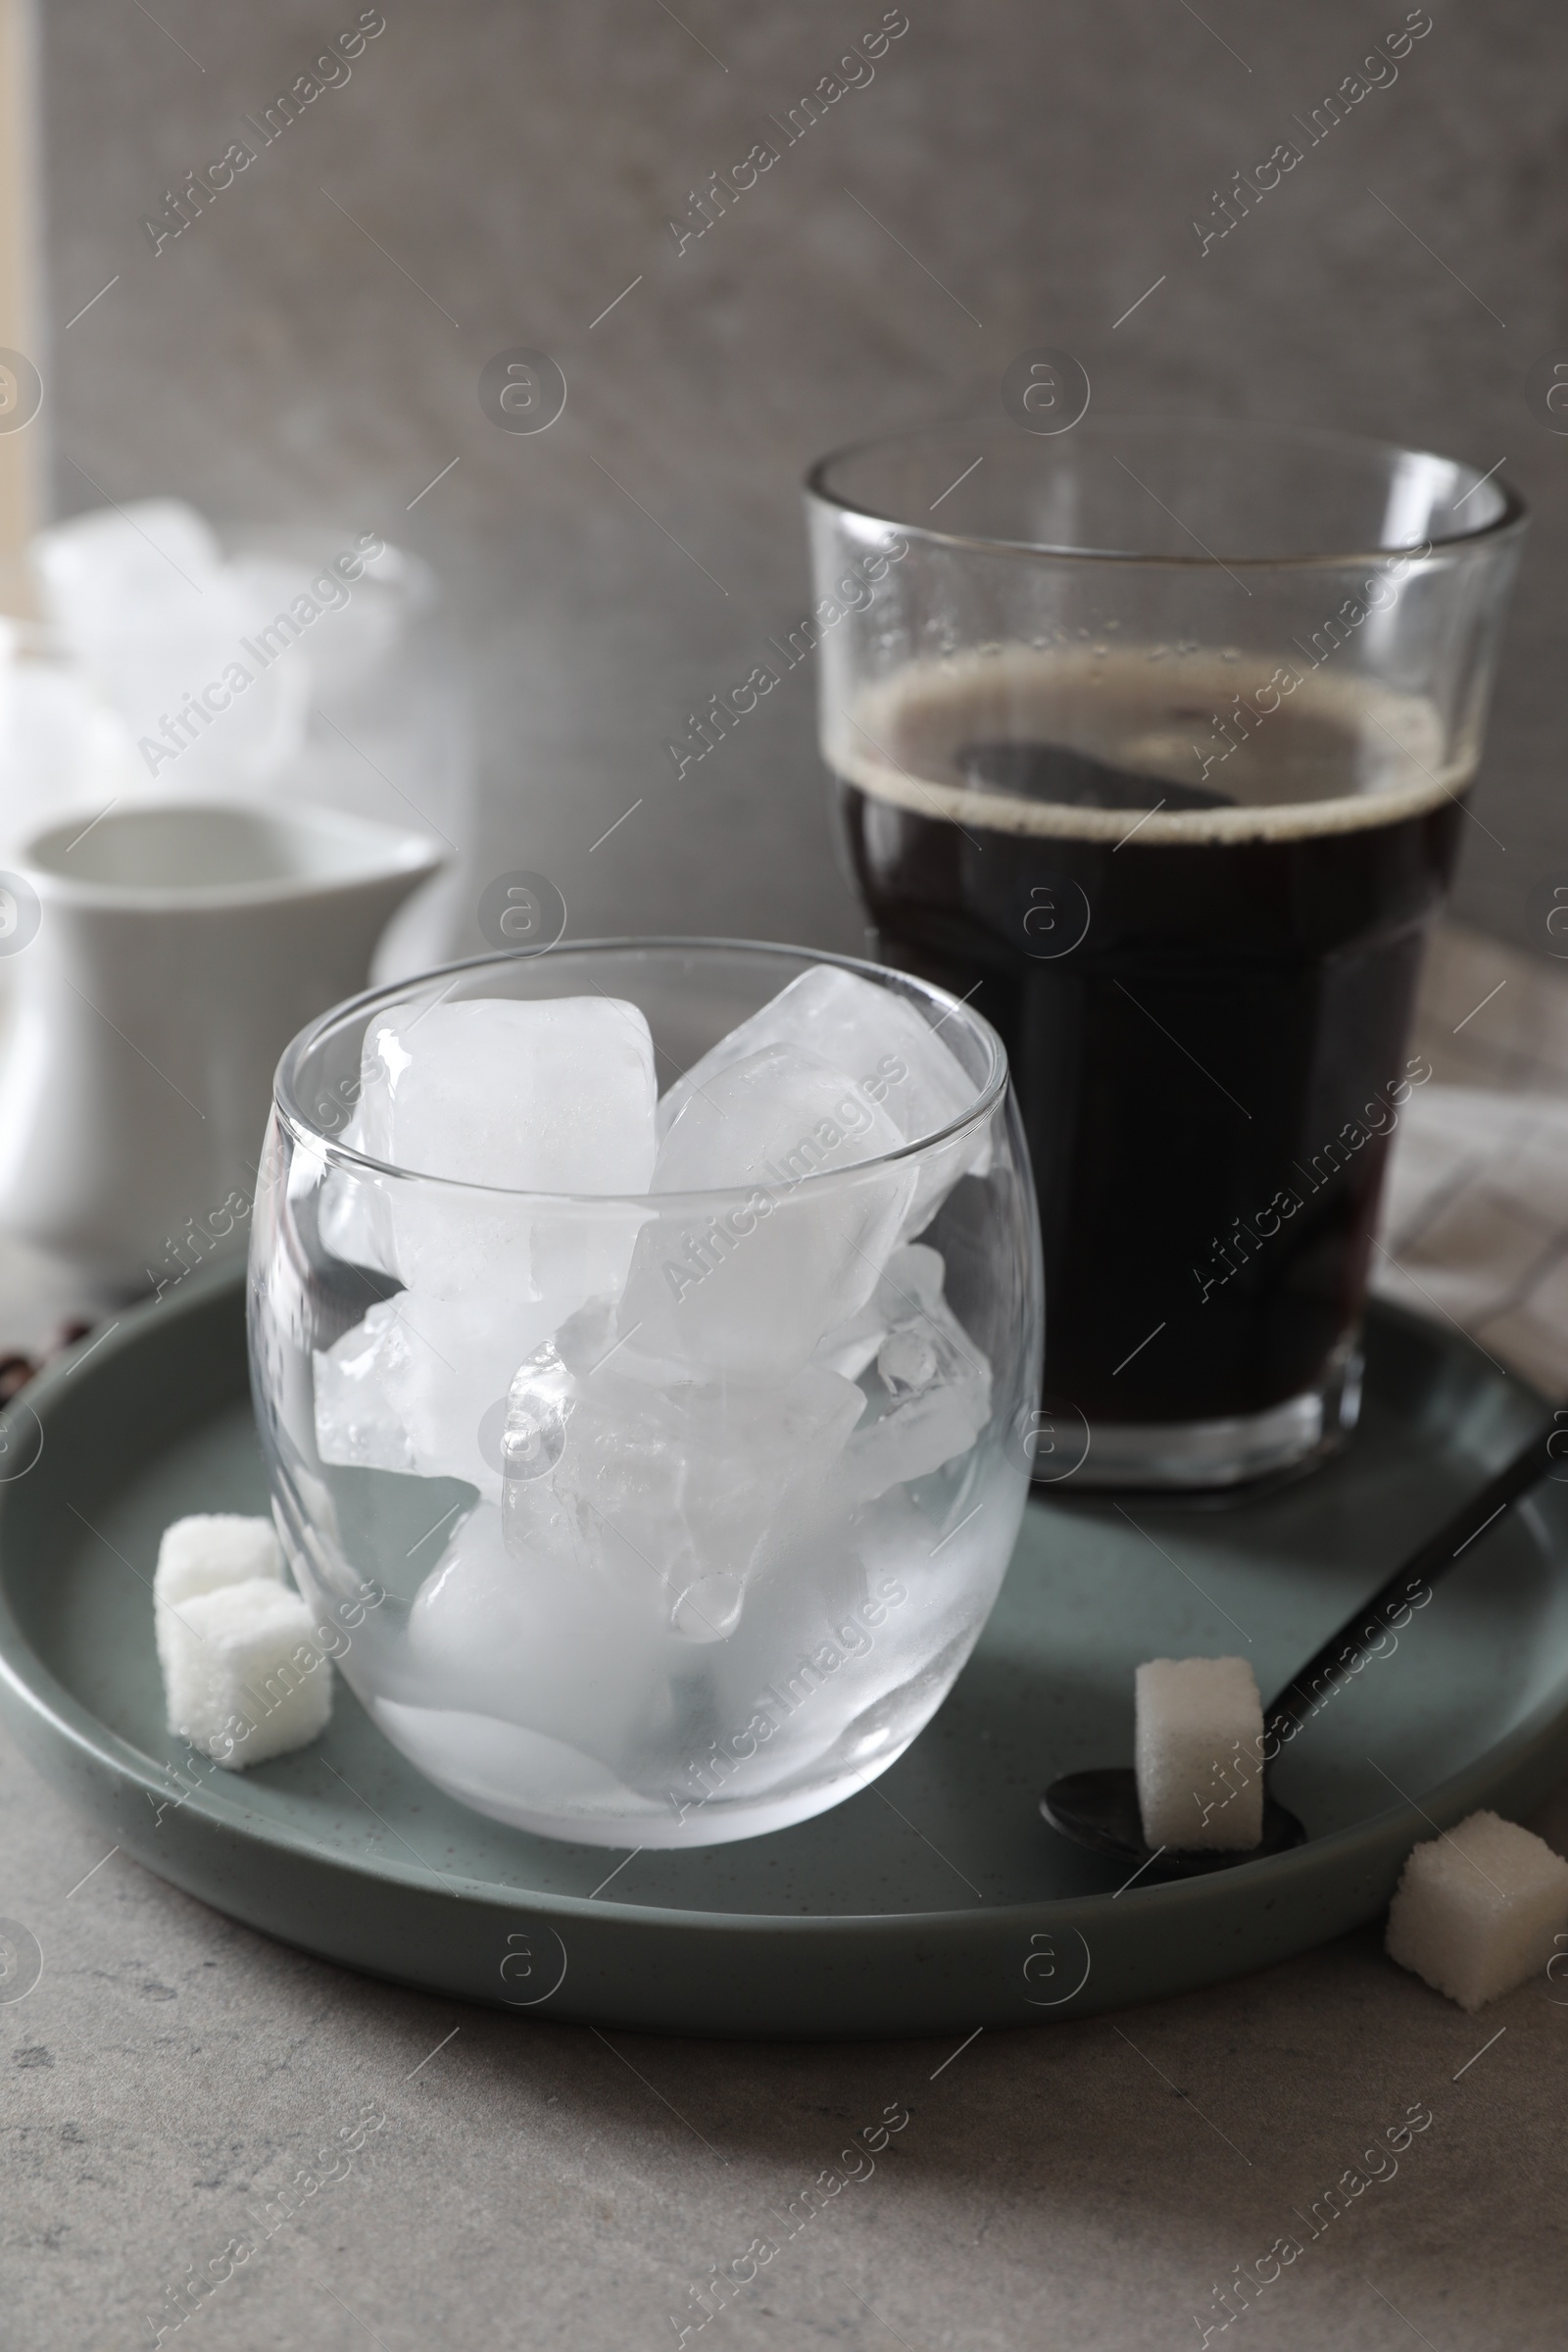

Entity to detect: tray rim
[0,1259,1563,1948]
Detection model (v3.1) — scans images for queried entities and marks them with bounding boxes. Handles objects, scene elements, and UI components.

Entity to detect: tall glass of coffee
[806,419,1525,1489]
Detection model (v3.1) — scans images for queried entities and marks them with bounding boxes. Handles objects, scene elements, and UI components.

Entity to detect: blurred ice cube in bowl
[29,502,468,977]
[250,942,1041,1846]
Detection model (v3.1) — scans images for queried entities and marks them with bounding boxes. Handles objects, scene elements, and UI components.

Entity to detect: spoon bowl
[1037,1415,1563,1878]
[1040,1769,1305,1879]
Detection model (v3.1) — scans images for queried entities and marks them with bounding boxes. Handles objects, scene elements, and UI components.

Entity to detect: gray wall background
[40,0,1568,960]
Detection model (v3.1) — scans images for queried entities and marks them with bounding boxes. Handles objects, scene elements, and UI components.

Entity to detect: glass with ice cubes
[250,942,1041,1846]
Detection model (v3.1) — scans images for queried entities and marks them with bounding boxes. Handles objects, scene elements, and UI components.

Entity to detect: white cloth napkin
[1375,927,1568,1397]
[1376,1084,1568,1395]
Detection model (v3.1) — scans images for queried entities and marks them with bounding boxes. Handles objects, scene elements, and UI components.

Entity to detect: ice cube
[657,964,990,1238]
[654,1039,906,1192]
[229,544,402,704]
[839,1381,987,1503]
[405,1501,670,1764]
[370,1698,643,1827]
[315,1110,400,1277]
[359,995,657,1189]
[32,501,308,791]
[624,1042,914,1376]
[865,1240,950,1323]
[502,1304,864,1641]
[356,995,657,1302]
[314,1285,563,1496]
[831,1245,993,1502]
[878,1327,941,1395]
[815,1320,886,1383]
[34,500,225,633]
[314,1298,420,1477]
[811,1282,890,1382]
[0,655,143,866]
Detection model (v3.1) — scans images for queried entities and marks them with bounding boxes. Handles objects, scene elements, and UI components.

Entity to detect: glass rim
[273,935,1009,1202]
[804,414,1530,569]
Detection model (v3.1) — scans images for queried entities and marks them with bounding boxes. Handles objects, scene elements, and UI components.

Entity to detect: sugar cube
[155,1513,283,1605]
[154,1513,285,1682]
[1135,1656,1263,1851]
[1385,1809,1568,2011]
[162,1577,332,1768]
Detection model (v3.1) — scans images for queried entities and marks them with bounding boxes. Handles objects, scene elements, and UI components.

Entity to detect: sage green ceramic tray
[0,1264,1564,2039]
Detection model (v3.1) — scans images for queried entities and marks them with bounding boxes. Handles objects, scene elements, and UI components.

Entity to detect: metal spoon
[1040,1413,1565,1881]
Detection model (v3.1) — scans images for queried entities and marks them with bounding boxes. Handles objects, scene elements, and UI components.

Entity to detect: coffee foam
[828,645,1474,845]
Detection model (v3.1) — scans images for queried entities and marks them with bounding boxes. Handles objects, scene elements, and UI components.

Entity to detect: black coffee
[833,650,1464,1428]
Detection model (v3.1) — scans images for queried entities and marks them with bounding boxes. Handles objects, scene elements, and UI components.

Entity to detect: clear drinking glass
[806,418,1526,1489]
[249,941,1040,1845]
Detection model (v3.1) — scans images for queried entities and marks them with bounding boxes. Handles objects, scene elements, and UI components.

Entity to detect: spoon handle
[1262,1410,1566,1743]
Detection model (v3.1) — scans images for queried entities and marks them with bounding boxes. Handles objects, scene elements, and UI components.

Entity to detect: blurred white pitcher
[0,800,446,1289]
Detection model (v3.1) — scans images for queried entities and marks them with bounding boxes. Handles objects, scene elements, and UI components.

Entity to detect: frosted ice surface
[405,1501,670,1764]
[626,1042,914,1376]
[315,1110,399,1277]
[811,1280,890,1382]
[310,996,1004,1833]
[355,995,657,1301]
[813,1240,946,1382]
[315,1298,426,1479]
[657,965,978,1149]
[816,1327,885,1383]
[34,500,225,632]
[372,1698,640,1822]
[831,1244,993,1503]
[878,1327,941,1394]
[0,657,140,858]
[657,964,990,1238]
[653,1040,905,1193]
[230,545,401,703]
[314,1286,563,1497]
[316,1003,658,1488]
[501,1298,865,1640]
[841,1378,989,1504]
[33,501,307,789]
[358,995,657,1189]
[863,1241,946,1318]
